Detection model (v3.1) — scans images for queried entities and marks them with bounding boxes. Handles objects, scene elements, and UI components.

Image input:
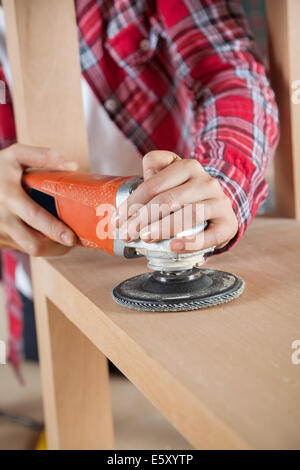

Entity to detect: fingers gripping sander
[23,171,244,312]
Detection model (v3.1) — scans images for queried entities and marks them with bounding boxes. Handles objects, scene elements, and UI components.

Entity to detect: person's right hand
[0,143,78,256]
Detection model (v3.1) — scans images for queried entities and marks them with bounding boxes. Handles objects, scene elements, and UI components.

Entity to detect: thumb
[142,150,181,180]
[11,143,78,171]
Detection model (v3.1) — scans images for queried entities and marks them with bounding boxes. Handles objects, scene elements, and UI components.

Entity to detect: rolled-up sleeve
[158,0,279,251]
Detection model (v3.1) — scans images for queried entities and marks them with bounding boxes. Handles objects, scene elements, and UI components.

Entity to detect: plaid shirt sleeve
[0,65,23,376]
[157,0,279,251]
[0,66,16,148]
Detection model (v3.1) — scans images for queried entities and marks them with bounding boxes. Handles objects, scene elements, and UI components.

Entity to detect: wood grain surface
[266,0,300,218]
[33,217,300,449]
[3,0,89,171]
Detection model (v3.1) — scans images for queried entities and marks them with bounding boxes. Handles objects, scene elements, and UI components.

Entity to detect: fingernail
[112,213,119,228]
[171,239,185,251]
[140,228,151,240]
[128,207,138,218]
[61,231,75,246]
[60,161,78,171]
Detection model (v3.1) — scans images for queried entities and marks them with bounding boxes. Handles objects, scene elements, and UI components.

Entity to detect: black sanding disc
[112,268,245,312]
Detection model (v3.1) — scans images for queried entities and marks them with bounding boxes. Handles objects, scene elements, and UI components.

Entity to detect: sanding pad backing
[112,268,245,312]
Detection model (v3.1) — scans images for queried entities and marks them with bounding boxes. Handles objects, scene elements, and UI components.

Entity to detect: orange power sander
[23,171,245,312]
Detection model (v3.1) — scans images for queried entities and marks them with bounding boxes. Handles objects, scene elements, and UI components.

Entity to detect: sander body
[23,171,244,311]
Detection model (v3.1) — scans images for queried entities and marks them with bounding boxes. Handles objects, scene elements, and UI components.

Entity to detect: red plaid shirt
[1,0,279,372]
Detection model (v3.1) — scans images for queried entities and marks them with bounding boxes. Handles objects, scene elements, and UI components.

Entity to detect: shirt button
[104,98,117,112]
[139,39,150,52]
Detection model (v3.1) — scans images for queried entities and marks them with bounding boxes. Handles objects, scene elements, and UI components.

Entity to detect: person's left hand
[117,151,238,253]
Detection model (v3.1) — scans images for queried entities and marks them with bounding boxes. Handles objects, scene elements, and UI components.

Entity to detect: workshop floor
[0,285,192,450]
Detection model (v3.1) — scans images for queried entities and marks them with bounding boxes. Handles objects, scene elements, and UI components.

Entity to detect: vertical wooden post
[31,260,114,449]
[3,0,114,449]
[266,0,300,219]
[3,0,89,170]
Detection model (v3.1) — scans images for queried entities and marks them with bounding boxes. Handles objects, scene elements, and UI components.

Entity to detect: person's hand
[0,143,78,256]
[117,151,238,253]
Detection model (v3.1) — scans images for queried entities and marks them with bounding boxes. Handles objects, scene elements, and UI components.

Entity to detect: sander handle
[22,170,135,255]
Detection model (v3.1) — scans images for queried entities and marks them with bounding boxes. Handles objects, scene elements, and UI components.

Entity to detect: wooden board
[3,0,89,170]
[266,0,300,218]
[30,282,114,449]
[33,217,300,449]
[3,0,114,449]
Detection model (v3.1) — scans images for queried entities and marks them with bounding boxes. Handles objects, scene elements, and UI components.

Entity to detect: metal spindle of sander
[23,171,245,312]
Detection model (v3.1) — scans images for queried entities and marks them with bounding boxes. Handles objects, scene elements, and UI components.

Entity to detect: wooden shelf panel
[34,218,300,449]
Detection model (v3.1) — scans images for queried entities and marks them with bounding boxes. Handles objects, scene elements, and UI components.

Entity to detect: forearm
[191,63,279,250]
